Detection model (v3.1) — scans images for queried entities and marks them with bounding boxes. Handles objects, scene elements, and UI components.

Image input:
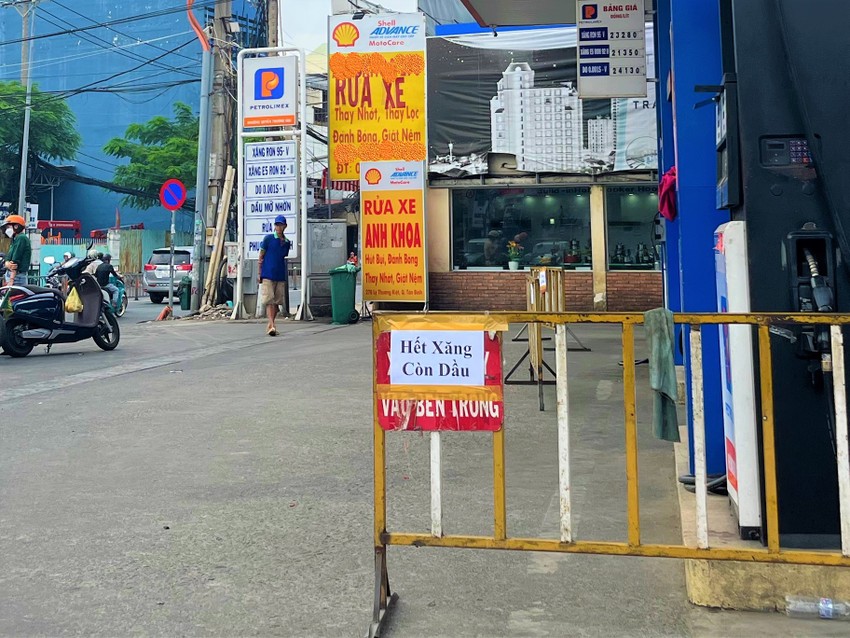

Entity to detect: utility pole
[267,0,279,47]
[2,0,42,219]
[207,0,233,228]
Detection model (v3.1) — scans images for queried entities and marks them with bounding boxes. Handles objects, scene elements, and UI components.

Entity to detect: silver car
[143,246,193,303]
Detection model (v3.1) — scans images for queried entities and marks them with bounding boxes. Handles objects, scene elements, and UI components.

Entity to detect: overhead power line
[51,0,200,64]
[0,0,230,48]
[36,9,198,78]
[0,39,196,114]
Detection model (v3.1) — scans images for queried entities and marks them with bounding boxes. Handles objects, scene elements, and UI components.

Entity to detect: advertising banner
[243,141,299,260]
[375,330,504,432]
[328,13,427,180]
[359,160,427,303]
[427,25,657,177]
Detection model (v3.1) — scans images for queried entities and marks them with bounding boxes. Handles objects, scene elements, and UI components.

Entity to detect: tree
[0,81,81,206]
[104,102,198,210]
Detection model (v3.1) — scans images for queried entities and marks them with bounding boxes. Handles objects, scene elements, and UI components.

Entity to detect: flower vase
[508,260,520,271]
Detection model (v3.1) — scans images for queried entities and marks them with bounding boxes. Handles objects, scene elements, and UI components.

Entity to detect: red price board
[375,331,504,432]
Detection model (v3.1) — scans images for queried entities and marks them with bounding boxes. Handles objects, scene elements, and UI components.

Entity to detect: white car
[142,246,193,303]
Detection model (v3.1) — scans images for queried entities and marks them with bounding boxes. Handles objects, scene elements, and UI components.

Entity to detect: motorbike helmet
[103,253,112,262]
[87,249,99,259]
[1,214,26,229]
[63,252,73,261]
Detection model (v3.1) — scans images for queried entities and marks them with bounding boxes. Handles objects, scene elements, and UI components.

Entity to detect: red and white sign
[375,331,504,432]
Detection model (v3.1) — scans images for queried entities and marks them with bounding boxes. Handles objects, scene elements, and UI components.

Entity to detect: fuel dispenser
[714,0,849,547]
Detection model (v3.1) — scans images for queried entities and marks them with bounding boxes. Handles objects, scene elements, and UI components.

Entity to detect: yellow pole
[622,323,641,546]
[374,319,387,546]
[493,428,507,540]
[758,325,780,553]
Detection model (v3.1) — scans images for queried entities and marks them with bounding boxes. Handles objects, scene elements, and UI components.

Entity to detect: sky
[280,0,418,53]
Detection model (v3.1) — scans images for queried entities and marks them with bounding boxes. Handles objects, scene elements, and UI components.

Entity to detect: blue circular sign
[160,179,187,211]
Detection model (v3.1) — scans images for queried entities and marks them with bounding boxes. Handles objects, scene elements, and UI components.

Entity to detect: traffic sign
[160,179,187,211]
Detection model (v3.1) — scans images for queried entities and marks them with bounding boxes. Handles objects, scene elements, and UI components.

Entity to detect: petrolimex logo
[255,68,284,100]
[364,168,382,185]
[582,4,599,20]
[332,22,360,47]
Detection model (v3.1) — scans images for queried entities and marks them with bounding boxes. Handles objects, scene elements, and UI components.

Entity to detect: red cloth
[658,166,678,222]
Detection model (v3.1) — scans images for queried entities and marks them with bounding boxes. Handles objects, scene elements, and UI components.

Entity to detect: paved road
[0,320,845,637]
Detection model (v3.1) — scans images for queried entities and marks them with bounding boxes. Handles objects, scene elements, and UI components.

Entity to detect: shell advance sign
[328,13,427,180]
[359,160,427,303]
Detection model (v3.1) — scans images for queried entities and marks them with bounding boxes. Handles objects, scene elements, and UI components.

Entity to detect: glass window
[452,187,592,270]
[606,185,660,270]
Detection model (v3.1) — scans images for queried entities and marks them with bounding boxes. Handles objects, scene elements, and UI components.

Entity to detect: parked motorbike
[0,255,120,358]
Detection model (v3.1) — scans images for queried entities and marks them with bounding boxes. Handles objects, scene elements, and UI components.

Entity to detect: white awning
[458,0,577,27]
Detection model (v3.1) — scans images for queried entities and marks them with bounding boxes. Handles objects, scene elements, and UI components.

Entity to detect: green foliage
[0,81,82,204]
[104,102,198,210]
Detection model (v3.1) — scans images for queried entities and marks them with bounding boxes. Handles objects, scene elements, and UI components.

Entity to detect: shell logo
[332,22,360,48]
[364,168,382,185]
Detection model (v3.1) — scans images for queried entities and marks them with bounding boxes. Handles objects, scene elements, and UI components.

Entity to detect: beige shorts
[260,279,286,306]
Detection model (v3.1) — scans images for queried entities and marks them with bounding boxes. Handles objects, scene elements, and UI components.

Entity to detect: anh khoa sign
[328,12,426,180]
[375,328,504,431]
[360,160,426,303]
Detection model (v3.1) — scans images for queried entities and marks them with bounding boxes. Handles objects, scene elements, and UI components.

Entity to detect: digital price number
[610,48,644,57]
[609,30,643,39]
[611,66,645,76]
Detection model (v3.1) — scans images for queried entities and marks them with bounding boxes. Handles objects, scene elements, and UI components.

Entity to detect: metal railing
[368,311,850,636]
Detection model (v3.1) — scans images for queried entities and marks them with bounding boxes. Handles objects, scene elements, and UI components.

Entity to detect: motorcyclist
[83,249,103,275]
[1,215,31,286]
[94,254,123,306]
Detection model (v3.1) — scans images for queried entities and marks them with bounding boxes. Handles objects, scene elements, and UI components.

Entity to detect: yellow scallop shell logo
[332,22,360,48]
[365,168,382,185]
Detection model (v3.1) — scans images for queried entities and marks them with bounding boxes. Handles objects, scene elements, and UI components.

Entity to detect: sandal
[267,327,278,336]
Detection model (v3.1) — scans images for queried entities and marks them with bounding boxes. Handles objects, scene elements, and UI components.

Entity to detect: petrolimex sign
[241,55,298,129]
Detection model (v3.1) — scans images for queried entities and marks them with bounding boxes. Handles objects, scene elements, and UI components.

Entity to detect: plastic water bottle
[785,595,850,620]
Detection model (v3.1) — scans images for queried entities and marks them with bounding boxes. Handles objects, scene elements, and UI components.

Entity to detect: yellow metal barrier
[368,311,850,637]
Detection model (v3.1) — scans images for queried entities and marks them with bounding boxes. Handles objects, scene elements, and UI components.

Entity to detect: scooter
[109,275,128,318]
[0,255,120,358]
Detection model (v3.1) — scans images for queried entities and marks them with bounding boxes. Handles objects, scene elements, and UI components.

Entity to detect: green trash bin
[329,265,360,324]
[179,276,192,311]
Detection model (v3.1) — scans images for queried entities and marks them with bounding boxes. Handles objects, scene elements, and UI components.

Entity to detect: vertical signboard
[243,141,299,260]
[360,160,426,302]
[240,55,298,129]
[576,0,647,99]
[328,13,427,180]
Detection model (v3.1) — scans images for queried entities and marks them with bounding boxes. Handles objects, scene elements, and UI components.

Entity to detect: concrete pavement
[0,318,846,636]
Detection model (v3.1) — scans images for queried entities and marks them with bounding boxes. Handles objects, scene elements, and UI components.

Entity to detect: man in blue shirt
[258,214,291,336]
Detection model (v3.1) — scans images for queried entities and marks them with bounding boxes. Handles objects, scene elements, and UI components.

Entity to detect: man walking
[2,215,31,286]
[258,215,291,336]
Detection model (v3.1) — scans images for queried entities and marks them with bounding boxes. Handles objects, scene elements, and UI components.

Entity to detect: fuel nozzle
[804,249,835,312]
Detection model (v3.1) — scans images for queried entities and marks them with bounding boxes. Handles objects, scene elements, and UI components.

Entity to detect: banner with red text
[360,161,427,302]
[375,330,504,432]
[328,13,427,180]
